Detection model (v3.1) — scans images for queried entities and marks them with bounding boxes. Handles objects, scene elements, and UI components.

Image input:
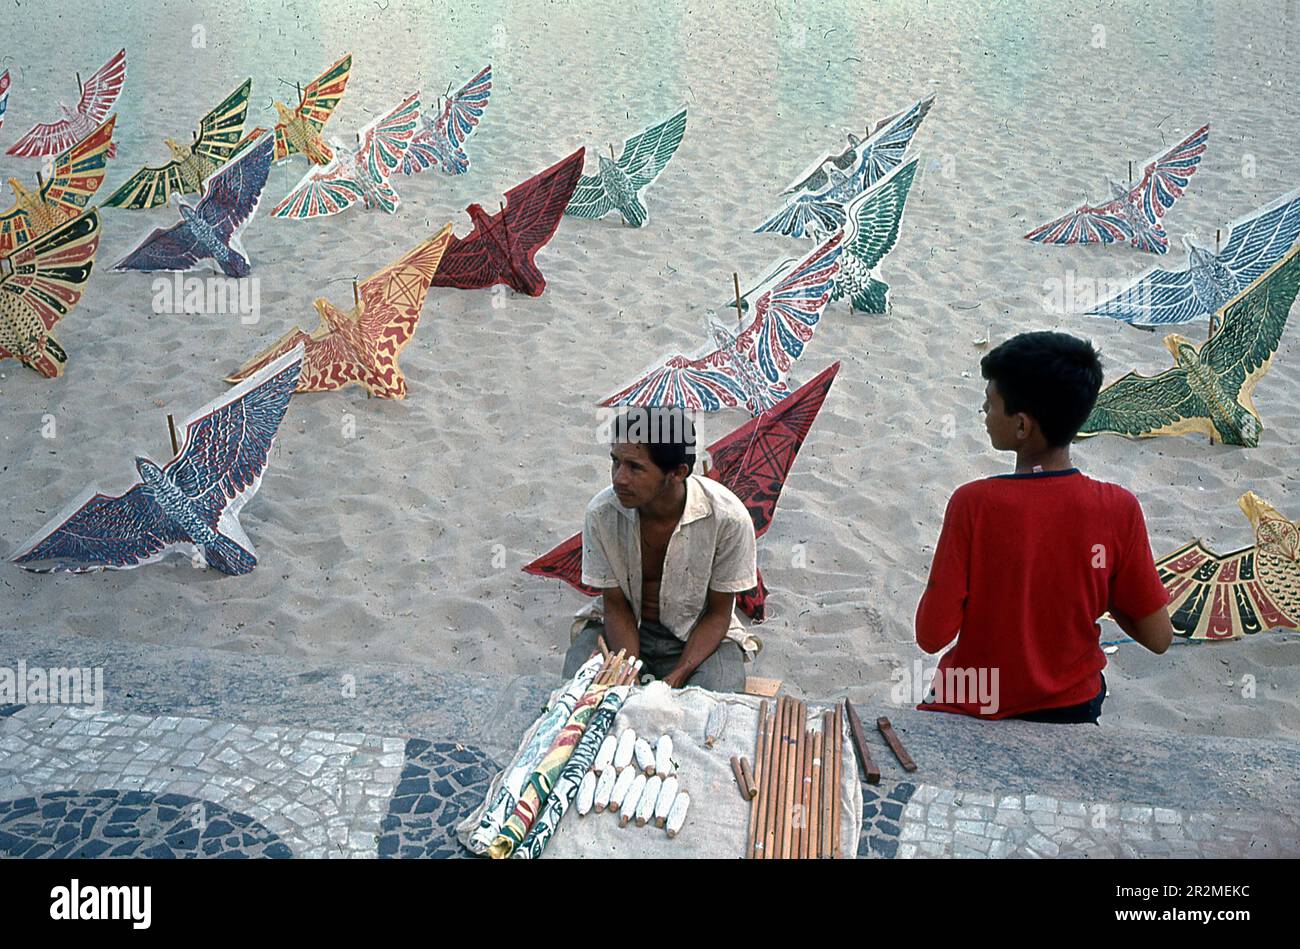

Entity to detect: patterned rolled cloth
[489,680,611,859]
[512,684,631,860]
[469,654,603,854]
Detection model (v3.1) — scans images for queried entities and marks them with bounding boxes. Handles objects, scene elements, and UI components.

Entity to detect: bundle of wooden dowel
[745,696,845,859]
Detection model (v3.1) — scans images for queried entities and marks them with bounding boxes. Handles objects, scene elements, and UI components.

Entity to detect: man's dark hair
[980,332,1104,446]
[611,407,696,474]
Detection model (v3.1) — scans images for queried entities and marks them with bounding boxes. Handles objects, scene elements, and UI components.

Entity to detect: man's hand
[665,588,735,688]
[600,586,641,658]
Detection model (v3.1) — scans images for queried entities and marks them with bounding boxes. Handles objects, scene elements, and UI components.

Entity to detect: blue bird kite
[10,345,304,576]
[112,131,274,277]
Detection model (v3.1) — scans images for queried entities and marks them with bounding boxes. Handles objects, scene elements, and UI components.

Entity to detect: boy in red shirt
[915,332,1173,723]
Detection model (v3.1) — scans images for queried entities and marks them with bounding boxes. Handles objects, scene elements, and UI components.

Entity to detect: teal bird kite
[828,156,920,313]
[565,108,687,227]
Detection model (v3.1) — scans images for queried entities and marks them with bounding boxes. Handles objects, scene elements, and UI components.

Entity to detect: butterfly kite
[227,225,452,399]
[524,362,841,622]
[756,94,933,241]
[432,148,585,296]
[565,107,687,227]
[827,156,920,313]
[273,92,420,218]
[6,49,125,159]
[600,232,842,415]
[1158,492,1300,640]
[401,64,491,176]
[1078,241,1300,447]
[1085,186,1300,326]
[10,346,304,575]
[271,53,353,165]
[103,78,257,210]
[0,209,101,378]
[0,70,10,134]
[113,132,274,278]
[1025,124,1209,254]
[0,115,115,259]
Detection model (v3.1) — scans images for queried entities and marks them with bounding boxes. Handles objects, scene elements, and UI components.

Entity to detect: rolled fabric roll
[654,776,679,828]
[654,735,674,777]
[614,729,637,770]
[619,773,647,827]
[594,767,617,812]
[634,738,656,775]
[594,734,617,774]
[636,775,662,827]
[576,771,598,816]
[666,791,691,838]
[609,766,636,812]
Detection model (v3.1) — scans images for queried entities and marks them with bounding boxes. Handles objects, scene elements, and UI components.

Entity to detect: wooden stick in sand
[166,414,180,456]
[844,698,882,785]
[733,272,743,322]
[746,700,768,859]
[809,728,822,860]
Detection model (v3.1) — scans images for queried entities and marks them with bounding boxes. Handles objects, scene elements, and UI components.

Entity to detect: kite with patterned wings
[401,64,491,176]
[271,53,352,165]
[6,49,125,158]
[227,226,452,399]
[828,156,920,313]
[1158,492,1300,639]
[565,107,687,227]
[1077,241,1300,447]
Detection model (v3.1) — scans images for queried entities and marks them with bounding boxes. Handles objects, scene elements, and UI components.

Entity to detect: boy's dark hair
[980,332,1104,446]
[611,407,696,474]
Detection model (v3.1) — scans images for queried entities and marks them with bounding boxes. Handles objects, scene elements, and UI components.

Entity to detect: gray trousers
[562,620,746,694]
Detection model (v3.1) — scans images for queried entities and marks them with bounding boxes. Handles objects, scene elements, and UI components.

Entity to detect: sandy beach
[1,0,1297,744]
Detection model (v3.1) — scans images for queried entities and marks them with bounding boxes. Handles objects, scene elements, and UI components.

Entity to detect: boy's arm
[1107,494,1174,656]
[1108,605,1173,655]
[915,491,971,654]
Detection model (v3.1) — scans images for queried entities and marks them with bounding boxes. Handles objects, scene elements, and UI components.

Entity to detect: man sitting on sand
[561,407,756,692]
[915,331,1173,724]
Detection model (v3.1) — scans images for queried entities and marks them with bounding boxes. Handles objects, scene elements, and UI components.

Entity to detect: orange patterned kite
[272,53,353,165]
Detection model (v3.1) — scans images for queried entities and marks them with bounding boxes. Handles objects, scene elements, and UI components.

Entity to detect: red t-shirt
[914,469,1169,719]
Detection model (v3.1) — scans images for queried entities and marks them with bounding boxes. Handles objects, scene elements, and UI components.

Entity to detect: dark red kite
[431,147,584,296]
[523,361,840,622]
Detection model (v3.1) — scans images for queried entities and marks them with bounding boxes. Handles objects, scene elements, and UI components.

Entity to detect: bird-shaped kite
[401,64,491,176]
[0,70,10,135]
[6,49,125,159]
[273,92,419,219]
[113,132,274,278]
[600,232,842,415]
[1085,186,1300,327]
[10,346,303,575]
[524,361,841,622]
[1024,124,1209,254]
[827,156,920,313]
[226,225,452,399]
[102,78,256,210]
[564,107,687,227]
[756,94,934,241]
[1077,241,1300,447]
[1158,492,1300,639]
[0,115,115,259]
[0,209,100,378]
[432,147,585,296]
[270,53,352,165]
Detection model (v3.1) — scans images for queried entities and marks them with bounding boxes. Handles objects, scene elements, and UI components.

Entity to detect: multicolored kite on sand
[0,209,100,378]
[270,53,352,165]
[1085,186,1300,326]
[827,156,919,313]
[6,49,125,158]
[113,132,274,277]
[1077,241,1300,447]
[10,346,304,575]
[0,70,10,134]
[273,92,420,218]
[103,78,257,210]
[227,225,452,399]
[525,361,841,622]
[757,94,933,241]
[401,65,491,176]
[0,115,115,259]
[600,232,842,415]
[1158,492,1300,639]
[565,107,687,227]
[432,147,584,296]
[1024,124,1209,254]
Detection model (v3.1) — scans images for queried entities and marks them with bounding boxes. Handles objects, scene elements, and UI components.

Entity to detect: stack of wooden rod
[595,649,642,688]
[745,696,844,859]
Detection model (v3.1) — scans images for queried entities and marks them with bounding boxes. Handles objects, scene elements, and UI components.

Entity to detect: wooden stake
[876,716,918,772]
[596,633,610,660]
[844,698,882,784]
[799,725,814,858]
[297,81,303,106]
[352,278,360,310]
[36,171,44,193]
[730,755,749,801]
[609,142,616,160]
[747,700,768,859]
[831,703,844,858]
[781,701,801,859]
[752,707,773,859]
[809,729,823,859]
[1128,160,1133,186]
[791,714,805,858]
[821,711,834,858]
[739,758,756,799]
[733,272,744,323]
[766,697,786,859]
[1216,228,1221,254]
[166,414,180,456]
[77,72,83,96]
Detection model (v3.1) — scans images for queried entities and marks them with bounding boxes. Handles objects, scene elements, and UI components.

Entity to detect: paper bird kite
[827,156,919,313]
[10,346,303,575]
[6,49,125,158]
[103,78,257,210]
[565,107,687,227]
[0,115,115,259]
[271,53,352,165]
[525,361,841,622]
[1077,241,1300,447]
[401,64,491,176]
[227,225,452,399]
[113,132,274,277]
[0,70,10,134]
[1085,186,1300,327]
[0,209,100,378]
[273,92,419,218]
[432,147,585,296]
[1158,492,1300,639]
[1025,124,1209,254]
[757,94,933,240]
[600,232,842,415]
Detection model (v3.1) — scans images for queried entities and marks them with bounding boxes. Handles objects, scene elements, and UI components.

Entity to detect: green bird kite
[829,156,919,313]
[564,107,686,227]
[1078,240,1300,447]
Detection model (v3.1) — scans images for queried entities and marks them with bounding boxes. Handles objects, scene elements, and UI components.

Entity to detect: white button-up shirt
[574,474,759,655]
